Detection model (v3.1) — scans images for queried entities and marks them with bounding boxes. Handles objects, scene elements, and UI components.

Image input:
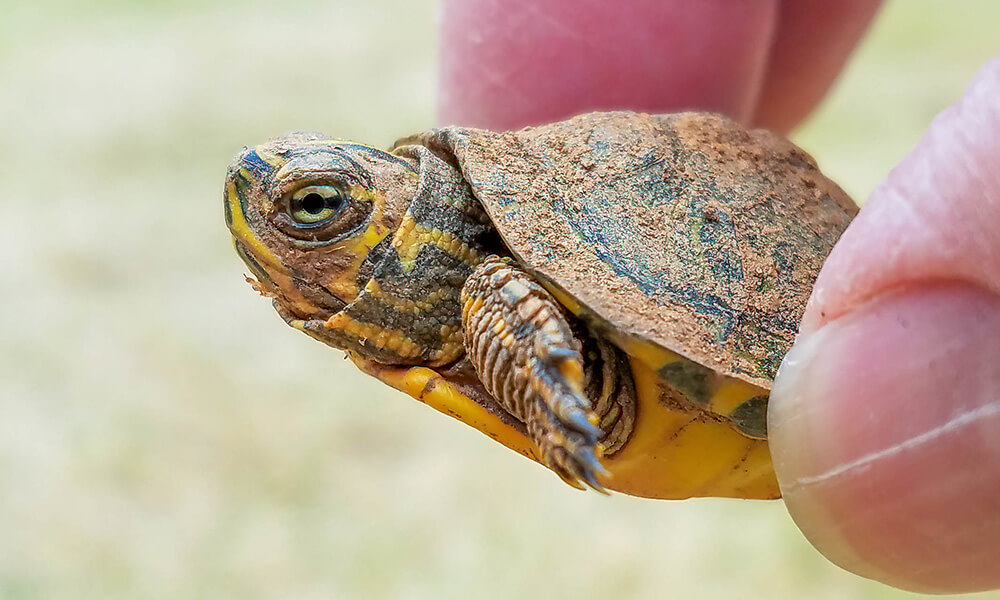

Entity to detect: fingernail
[768,283,1000,593]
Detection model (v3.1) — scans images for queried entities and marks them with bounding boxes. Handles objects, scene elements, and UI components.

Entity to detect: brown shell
[406,112,856,388]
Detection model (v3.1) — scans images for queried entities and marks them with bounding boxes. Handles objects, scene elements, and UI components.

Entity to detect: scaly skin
[223,111,850,498]
[225,133,632,491]
[461,256,607,490]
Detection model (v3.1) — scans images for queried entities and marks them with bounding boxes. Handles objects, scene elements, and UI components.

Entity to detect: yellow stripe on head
[319,186,392,302]
[225,172,287,276]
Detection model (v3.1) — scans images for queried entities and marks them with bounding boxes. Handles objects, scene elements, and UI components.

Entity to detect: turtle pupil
[301,193,327,215]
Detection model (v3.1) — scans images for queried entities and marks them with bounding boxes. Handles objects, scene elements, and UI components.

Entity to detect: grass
[1,1,999,598]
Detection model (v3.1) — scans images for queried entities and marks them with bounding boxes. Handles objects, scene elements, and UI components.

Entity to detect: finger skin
[801,55,1000,334]
[770,56,1000,593]
[753,0,883,132]
[437,0,778,130]
[438,0,882,133]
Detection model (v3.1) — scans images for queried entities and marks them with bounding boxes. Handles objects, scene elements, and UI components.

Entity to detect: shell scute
[405,111,856,388]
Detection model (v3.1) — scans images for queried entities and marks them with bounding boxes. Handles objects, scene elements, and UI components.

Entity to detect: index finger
[437,0,776,130]
[437,0,881,132]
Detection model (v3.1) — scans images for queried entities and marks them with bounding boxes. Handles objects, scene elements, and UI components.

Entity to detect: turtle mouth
[288,273,348,319]
[234,240,274,288]
[233,238,346,320]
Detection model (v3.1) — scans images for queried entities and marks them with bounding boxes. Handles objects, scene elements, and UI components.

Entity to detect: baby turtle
[224,111,856,499]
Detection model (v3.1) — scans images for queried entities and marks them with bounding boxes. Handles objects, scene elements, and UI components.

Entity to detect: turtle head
[224,132,419,321]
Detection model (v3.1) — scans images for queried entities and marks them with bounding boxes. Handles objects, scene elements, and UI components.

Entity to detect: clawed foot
[462,256,611,491]
[528,333,608,494]
[527,352,609,491]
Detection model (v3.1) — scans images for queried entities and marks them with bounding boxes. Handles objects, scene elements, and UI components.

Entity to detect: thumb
[768,55,1000,593]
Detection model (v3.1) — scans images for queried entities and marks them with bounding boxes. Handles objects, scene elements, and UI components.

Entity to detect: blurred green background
[1,1,998,598]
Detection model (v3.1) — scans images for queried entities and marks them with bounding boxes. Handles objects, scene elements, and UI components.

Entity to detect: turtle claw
[461,257,611,492]
[531,397,610,493]
[580,467,611,495]
[570,444,611,494]
[563,406,603,441]
[524,322,610,491]
[544,440,610,494]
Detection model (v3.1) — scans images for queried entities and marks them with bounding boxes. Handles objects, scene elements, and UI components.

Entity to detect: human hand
[438,0,881,133]
[437,0,1000,594]
[767,55,1000,594]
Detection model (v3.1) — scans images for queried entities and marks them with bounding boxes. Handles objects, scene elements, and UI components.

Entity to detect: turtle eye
[273,180,373,244]
[289,185,346,225]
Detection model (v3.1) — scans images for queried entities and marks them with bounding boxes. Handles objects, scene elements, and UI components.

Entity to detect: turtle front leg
[461,256,608,491]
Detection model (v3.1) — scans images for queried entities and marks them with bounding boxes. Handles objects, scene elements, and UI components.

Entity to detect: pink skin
[771,57,1000,593]
[438,0,880,133]
[439,1,1000,593]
